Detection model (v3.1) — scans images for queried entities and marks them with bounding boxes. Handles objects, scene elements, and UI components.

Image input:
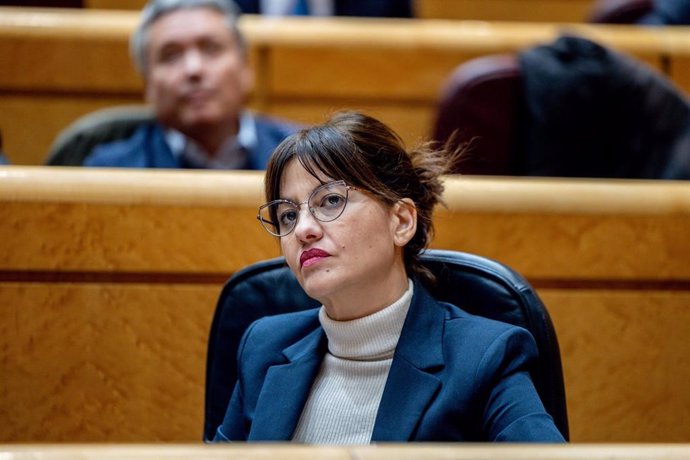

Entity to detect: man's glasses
[257,180,356,237]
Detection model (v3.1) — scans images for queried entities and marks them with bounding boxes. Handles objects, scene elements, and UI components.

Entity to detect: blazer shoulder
[247,114,302,169]
[439,300,538,360]
[254,114,302,139]
[84,122,177,168]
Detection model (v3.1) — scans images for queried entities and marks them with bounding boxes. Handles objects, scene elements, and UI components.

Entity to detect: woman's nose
[293,207,322,242]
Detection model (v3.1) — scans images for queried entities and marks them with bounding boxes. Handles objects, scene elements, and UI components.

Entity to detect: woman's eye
[279,210,298,226]
[320,193,345,209]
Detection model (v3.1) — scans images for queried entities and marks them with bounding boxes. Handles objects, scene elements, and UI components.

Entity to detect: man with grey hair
[85,0,298,169]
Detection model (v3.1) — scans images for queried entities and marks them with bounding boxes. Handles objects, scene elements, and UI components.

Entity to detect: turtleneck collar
[318,279,414,361]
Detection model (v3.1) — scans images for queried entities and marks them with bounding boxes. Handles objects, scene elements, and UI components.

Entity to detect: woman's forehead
[278,160,333,198]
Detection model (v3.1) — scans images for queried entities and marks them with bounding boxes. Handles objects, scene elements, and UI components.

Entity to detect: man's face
[144,8,251,135]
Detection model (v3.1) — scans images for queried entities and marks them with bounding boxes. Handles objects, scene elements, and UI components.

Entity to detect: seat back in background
[45,105,153,166]
[432,54,522,175]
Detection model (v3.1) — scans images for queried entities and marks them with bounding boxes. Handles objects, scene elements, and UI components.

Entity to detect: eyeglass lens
[258,181,349,236]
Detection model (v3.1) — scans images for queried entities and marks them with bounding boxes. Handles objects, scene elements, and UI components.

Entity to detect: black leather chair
[45,105,153,166]
[204,249,569,441]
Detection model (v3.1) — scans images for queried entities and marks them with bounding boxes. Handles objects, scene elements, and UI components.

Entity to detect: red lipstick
[300,248,331,268]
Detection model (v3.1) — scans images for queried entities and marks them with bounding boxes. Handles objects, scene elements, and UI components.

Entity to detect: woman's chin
[299,274,338,304]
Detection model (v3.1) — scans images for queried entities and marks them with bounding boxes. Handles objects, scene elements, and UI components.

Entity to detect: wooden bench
[1,8,689,165]
[1,166,689,442]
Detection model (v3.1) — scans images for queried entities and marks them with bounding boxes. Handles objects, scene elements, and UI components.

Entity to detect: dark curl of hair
[264,111,461,286]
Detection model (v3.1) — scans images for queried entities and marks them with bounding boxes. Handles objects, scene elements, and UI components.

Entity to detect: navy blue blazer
[84,115,298,169]
[214,284,565,442]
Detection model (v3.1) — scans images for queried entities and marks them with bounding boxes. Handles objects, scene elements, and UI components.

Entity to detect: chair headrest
[433,54,522,175]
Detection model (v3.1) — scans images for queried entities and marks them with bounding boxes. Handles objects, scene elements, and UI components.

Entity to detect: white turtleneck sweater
[291,280,414,444]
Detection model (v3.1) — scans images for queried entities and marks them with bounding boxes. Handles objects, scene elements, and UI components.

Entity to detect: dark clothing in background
[518,35,690,180]
[234,0,413,17]
[84,115,297,170]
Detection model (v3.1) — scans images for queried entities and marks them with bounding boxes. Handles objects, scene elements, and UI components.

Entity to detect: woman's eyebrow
[277,190,306,203]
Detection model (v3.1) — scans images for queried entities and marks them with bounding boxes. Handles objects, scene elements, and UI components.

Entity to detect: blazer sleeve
[477,327,565,442]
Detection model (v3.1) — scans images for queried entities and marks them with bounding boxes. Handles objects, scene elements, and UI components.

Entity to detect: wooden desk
[2,444,690,460]
[1,167,689,442]
[1,8,689,165]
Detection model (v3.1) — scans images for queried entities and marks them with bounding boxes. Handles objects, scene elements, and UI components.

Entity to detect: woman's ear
[391,198,417,247]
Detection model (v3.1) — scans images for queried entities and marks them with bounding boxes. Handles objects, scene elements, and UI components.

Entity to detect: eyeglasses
[257,180,356,237]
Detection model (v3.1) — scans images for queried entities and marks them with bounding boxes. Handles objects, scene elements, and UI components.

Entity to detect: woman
[214,111,565,443]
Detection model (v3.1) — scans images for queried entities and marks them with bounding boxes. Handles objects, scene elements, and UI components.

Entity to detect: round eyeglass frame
[257,180,356,237]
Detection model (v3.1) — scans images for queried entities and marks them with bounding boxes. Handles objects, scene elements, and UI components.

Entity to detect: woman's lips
[300,248,331,268]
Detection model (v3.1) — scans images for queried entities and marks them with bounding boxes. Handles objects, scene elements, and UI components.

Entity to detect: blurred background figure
[83,0,299,169]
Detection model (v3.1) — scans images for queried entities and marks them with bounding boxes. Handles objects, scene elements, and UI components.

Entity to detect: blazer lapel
[372,285,445,441]
[249,329,326,441]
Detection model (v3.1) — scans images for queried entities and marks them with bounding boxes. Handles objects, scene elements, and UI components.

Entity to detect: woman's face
[278,159,416,320]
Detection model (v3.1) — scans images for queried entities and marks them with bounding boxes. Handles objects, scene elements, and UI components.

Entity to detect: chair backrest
[204,249,569,441]
[432,55,523,175]
[45,105,154,166]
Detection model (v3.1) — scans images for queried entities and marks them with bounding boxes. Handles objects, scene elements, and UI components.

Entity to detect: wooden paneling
[86,0,597,22]
[0,284,218,442]
[416,0,595,22]
[264,102,436,150]
[0,95,143,166]
[1,168,690,442]
[545,291,690,442]
[433,212,690,280]
[1,8,689,165]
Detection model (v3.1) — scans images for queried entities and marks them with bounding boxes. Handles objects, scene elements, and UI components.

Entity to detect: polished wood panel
[0,95,142,166]
[417,0,595,22]
[0,168,275,273]
[0,284,218,442]
[1,167,689,442]
[1,8,689,165]
[2,444,690,460]
[545,291,690,442]
[87,0,597,22]
[434,211,690,280]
